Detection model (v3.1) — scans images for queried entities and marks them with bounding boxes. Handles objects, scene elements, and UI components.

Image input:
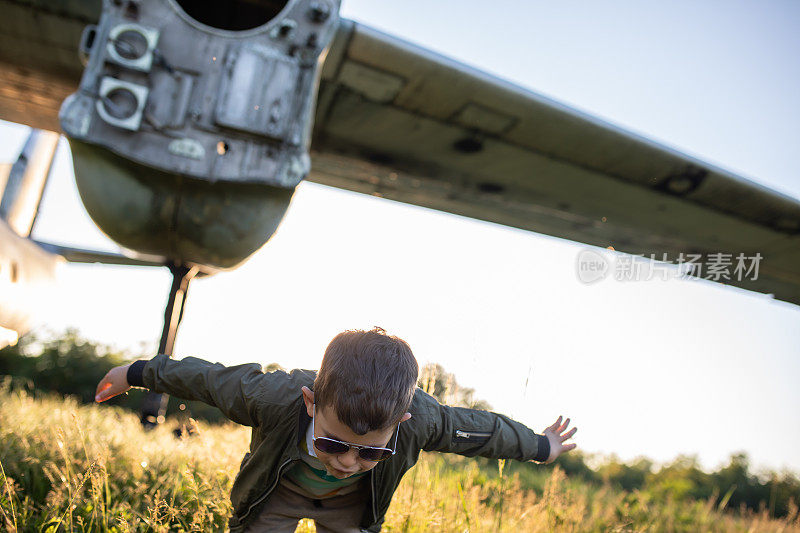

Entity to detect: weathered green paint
[69,140,295,270]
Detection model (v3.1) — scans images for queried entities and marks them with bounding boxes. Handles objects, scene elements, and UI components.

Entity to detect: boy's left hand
[542,416,577,464]
[95,363,132,402]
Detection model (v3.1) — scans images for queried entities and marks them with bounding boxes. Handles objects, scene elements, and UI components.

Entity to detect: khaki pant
[243,482,368,533]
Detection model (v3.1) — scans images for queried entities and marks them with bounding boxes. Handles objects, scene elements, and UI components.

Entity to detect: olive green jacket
[137,354,550,532]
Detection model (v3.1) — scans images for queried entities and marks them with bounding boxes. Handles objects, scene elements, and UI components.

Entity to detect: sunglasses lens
[314,438,393,461]
[359,448,392,462]
[314,438,349,455]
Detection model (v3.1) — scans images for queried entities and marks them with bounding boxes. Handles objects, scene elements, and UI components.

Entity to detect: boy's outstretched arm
[94,354,304,427]
[541,415,578,464]
[416,391,577,464]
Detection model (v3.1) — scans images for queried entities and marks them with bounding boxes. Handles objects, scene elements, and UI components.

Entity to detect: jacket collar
[296,397,312,446]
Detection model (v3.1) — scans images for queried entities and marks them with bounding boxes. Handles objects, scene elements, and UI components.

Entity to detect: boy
[95,327,577,532]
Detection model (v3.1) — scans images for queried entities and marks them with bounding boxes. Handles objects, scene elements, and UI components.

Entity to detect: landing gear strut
[139,262,198,428]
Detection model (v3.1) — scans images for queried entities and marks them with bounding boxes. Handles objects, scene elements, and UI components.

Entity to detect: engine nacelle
[59,0,340,270]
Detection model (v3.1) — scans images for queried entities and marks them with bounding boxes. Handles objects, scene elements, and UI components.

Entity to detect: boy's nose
[338,449,359,468]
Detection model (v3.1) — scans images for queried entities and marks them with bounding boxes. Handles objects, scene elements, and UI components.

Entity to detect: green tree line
[2,330,798,518]
[0,330,227,424]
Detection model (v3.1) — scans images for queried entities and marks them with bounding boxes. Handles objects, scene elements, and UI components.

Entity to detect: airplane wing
[310,22,800,305]
[1,5,798,305]
[32,241,166,267]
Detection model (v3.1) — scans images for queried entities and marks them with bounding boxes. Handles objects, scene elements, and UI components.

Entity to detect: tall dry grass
[1,387,798,532]
[0,387,247,531]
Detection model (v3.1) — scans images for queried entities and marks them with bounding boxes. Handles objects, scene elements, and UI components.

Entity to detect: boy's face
[301,387,411,479]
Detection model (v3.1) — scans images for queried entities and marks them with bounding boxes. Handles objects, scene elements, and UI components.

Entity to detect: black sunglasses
[311,405,399,462]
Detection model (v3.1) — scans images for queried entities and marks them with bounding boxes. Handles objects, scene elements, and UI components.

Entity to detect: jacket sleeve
[418,392,550,463]
[131,353,288,427]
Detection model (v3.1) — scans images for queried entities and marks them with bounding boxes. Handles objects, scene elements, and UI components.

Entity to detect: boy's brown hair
[314,327,419,435]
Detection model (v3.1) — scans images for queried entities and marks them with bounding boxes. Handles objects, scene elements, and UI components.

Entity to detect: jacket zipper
[370,468,378,524]
[240,457,294,525]
[455,429,492,440]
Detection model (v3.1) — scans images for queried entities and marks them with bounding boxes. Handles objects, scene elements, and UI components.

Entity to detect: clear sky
[2,1,799,474]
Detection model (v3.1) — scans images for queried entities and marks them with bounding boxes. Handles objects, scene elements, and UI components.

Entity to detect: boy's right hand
[542,415,578,464]
[95,363,133,402]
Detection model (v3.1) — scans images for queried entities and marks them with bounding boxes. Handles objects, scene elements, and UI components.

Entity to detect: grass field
[1,388,798,532]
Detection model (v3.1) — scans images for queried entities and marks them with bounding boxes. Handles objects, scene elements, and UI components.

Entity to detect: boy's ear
[399,412,412,423]
[301,386,315,418]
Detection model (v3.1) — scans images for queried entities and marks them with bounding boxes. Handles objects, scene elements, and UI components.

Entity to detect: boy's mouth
[328,466,358,478]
